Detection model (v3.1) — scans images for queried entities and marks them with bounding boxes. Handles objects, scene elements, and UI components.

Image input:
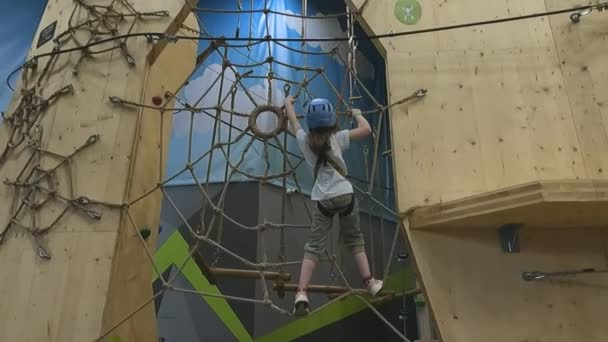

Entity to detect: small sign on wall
[37,21,57,48]
[394,0,422,25]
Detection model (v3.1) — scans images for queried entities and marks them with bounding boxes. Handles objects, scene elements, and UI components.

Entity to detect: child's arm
[349,108,372,140]
[284,96,301,135]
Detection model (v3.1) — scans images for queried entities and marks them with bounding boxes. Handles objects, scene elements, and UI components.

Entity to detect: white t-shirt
[296,129,353,201]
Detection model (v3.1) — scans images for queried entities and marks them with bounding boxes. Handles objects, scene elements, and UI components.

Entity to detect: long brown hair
[307,125,338,162]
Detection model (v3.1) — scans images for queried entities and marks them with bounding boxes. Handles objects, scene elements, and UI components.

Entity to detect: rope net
[0,1,426,341]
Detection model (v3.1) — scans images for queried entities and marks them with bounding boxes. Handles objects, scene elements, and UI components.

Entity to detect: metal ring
[248,105,288,140]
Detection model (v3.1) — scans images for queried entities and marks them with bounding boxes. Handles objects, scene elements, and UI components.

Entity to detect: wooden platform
[409,180,608,230]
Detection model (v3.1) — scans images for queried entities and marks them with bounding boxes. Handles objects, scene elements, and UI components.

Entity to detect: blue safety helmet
[306,98,336,129]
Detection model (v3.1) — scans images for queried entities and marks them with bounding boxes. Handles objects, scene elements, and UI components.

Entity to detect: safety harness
[313,157,355,218]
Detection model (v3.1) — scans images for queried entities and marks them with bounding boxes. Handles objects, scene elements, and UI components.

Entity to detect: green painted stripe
[153,231,253,342]
[255,267,416,342]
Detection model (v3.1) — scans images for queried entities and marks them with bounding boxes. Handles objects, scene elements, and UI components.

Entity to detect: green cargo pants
[303,194,365,262]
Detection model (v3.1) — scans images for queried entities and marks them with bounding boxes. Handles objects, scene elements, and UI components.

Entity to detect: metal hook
[86,210,102,221]
[108,96,122,104]
[522,271,546,281]
[415,89,428,98]
[75,196,91,205]
[55,85,74,97]
[570,7,593,23]
[283,83,291,97]
[37,246,51,260]
[162,34,178,43]
[85,134,100,146]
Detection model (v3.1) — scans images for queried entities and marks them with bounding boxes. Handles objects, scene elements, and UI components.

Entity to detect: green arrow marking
[153,231,253,342]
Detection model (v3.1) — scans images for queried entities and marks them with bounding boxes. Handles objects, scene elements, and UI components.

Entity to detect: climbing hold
[152,96,163,106]
[139,227,151,241]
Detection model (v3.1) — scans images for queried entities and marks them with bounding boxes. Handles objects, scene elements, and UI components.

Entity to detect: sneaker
[293,292,310,317]
[366,278,384,297]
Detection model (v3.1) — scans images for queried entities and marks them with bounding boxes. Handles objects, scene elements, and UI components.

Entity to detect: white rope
[0,2,423,340]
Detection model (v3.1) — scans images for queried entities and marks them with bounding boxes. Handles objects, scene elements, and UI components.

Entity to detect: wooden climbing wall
[350,0,608,341]
[0,1,198,341]
[352,0,608,209]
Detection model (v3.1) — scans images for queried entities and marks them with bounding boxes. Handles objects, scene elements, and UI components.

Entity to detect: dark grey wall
[157,183,260,341]
[155,182,412,341]
[157,270,238,342]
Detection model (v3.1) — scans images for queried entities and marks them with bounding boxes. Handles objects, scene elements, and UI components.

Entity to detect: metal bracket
[499,223,521,253]
[570,3,608,23]
[522,268,608,281]
[397,253,410,262]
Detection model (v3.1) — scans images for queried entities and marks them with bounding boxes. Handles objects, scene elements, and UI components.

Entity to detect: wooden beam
[327,288,421,302]
[211,268,291,281]
[343,0,387,58]
[196,38,225,66]
[409,180,608,230]
[147,0,196,65]
[274,282,396,296]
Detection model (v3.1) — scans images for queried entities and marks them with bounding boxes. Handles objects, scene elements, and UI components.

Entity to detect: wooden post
[0,1,198,341]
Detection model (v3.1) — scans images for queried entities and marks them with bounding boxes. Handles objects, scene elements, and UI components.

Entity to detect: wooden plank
[99,13,199,342]
[147,0,197,65]
[544,0,608,180]
[409,180,608,230]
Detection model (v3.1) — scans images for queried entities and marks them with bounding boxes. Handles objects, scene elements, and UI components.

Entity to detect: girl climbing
[284,95,384,316]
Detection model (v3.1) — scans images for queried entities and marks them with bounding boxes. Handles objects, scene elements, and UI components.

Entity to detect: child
[284,96,383,316]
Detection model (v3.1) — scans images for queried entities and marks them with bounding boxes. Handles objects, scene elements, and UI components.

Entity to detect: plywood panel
[0,230,116,342]
[387,50,487,208]
[356,0,551,55]
[406,226,608,342]
[351,0,606,211]
[387,45,585,210]
[409,180,608,230]
[100,15,199,342]
[545,0,608,180]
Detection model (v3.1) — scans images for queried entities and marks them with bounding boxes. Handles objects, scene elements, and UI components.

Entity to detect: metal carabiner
[570,7,593,23]
[283,83,291,97]
[415,89,428,98]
